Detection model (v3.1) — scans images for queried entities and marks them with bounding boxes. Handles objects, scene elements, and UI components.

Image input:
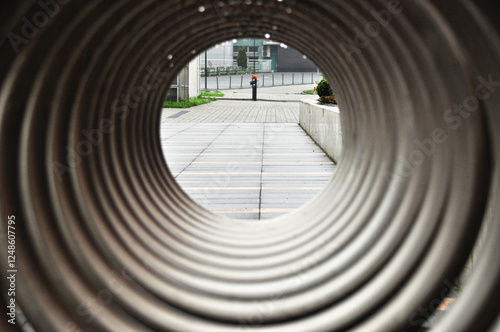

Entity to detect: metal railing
[201,72,324,90]
[201,60,273,76]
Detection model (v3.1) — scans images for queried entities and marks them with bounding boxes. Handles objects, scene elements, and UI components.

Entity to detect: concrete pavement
[160,85,335,220]
[161,85,318,123]
[162,100,301,123]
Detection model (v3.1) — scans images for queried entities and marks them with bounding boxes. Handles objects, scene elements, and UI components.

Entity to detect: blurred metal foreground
[0,0,499,331]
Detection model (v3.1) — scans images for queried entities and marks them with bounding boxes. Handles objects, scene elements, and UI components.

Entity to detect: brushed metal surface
[0,0,499,331]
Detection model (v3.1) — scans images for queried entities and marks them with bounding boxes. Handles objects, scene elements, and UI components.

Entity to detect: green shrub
[318,95,337,105]
[316,78,333,98]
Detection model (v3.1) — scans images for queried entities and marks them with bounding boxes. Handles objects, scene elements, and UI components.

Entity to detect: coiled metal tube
[1,0,499,331]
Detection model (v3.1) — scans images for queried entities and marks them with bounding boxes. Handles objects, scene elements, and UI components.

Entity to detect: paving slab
[161,100,301,123]
[161,99,336,220]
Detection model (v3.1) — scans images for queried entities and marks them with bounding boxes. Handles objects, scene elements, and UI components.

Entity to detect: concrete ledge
[299,100,342,163]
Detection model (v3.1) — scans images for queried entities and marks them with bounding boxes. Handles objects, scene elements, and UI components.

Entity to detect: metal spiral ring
[1,0,499,331]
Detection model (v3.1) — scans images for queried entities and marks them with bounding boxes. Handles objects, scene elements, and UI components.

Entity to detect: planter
[299,100,342,163]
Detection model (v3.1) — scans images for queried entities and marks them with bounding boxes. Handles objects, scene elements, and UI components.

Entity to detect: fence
[201,60,273,77]
[200,72,324,90]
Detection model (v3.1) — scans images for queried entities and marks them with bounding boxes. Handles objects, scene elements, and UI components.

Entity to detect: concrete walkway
[162,100,301,123]
[161,85,318,123]
[160,85,335,220]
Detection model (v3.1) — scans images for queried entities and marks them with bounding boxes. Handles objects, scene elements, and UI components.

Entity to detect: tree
[316,78,333,97]
[317,78,336,104]
[237,46,247,69]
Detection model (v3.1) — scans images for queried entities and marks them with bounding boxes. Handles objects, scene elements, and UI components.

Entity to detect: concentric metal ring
[1,0,499,331]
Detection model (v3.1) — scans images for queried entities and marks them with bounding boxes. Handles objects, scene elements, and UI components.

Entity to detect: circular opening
[161,40,338,220]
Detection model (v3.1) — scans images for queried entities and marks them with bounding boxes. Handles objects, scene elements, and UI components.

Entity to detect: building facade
[166,56,200,102]
[200,42,234,69]
[276,46,317,72]
[233,39,317,72]
[166,39,318,101]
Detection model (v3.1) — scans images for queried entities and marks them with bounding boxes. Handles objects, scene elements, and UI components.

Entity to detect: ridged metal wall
[1,1,499,331]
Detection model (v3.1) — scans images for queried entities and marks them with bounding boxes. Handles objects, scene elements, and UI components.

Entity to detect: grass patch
[303,89,315,95]
[164,96,216,108]
[200,90,224,97]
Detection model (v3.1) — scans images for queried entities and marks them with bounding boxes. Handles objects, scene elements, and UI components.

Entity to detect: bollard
[250,75,257,101]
